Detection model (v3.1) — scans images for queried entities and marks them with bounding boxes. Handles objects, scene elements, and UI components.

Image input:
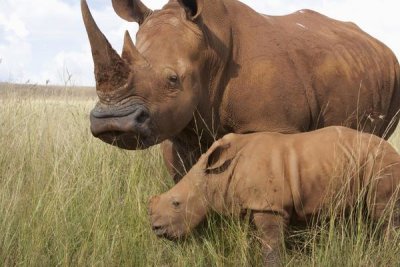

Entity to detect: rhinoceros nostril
[152,225,162,231]
[137,113,147,124]
[152,224,168,237]
[135,108,149,124]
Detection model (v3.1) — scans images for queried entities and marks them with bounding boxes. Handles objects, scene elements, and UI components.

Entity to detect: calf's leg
[252,212,286,267]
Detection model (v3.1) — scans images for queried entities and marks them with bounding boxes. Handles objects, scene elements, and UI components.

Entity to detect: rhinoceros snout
[89,105,152,149]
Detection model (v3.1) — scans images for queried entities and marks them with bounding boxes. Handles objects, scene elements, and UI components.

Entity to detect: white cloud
[36,49,93,86]
[0,14,29,39]
[311,0,399,56]
[0,0,98,85]
[0,0,399,86]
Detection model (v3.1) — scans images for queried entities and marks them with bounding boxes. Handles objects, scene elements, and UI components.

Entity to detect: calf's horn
[81,0,129,94]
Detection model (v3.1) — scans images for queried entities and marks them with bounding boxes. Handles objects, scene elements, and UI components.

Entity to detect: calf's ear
[201,139,236,171]
[177,0,203,20]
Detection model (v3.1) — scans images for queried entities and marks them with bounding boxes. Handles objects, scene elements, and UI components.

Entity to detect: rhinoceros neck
[204,155,242,216]
[186,0,233,128]
[200,0,233,64]
[196,0,273,131]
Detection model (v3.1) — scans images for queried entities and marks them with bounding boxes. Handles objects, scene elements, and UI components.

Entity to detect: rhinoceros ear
[201,139,236,172]
[177,0,203,20]
[112,0,152,24]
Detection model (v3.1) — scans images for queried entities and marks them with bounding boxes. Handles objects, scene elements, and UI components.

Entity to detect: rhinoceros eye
[164,68,180,89]
[168,75,179,86]
[172,200,181,208]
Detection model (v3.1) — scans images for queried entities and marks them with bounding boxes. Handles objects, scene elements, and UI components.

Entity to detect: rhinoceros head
[148,154,211,239]
[148,138,236,239]
[81,0,206,149]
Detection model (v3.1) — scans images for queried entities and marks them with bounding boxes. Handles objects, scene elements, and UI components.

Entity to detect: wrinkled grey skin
[82,0,400,182]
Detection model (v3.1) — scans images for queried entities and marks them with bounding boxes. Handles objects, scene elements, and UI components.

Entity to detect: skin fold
[149,126,400,266]
[81,0,400,182]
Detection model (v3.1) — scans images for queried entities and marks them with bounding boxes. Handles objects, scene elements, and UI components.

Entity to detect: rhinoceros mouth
[152,225,168,237]
[90,104,160,150]
[152,224,183,241]
[96,131,155,150]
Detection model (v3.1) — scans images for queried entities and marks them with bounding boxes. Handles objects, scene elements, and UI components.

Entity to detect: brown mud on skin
[95,60,129,94]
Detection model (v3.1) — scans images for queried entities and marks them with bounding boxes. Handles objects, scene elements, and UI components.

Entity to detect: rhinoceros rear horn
[122,30,147,66]
[112,0,152,25]
[81,0,129,94]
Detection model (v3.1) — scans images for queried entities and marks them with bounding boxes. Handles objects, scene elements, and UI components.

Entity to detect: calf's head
[81,0,206,149]
[148,138,237,239]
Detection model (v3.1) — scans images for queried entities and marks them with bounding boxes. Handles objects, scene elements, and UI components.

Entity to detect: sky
[0,0,399,86]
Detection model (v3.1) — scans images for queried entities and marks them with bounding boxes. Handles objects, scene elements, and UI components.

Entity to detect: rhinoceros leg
[381,201,400,241]
[252,212,286,267]
[160,139,202,183]
[160,140,176,177]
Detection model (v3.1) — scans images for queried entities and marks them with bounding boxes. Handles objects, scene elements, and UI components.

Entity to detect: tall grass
[0,86,399,266]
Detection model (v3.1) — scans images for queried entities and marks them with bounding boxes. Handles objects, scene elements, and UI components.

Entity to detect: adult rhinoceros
[81,0,400,182]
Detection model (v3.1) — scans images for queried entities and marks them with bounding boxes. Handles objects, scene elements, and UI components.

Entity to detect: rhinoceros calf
[149,126,400,266]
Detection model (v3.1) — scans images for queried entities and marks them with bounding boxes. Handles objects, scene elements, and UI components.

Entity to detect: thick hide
[149,126,400,266]
[82,0,400,181]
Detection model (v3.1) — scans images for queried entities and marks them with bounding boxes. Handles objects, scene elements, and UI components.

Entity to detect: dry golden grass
[0,83,399,266]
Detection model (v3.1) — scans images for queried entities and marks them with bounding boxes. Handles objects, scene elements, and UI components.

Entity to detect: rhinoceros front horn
[81,0,129,95]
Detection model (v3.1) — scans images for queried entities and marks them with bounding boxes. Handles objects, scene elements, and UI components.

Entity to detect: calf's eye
[172,200,181,208]
[169,75,178,83]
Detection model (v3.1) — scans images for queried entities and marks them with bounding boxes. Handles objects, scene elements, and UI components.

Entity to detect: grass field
[0,83,399,266]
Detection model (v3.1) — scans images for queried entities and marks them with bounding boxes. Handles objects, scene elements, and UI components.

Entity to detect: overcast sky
[0,0,399,86]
